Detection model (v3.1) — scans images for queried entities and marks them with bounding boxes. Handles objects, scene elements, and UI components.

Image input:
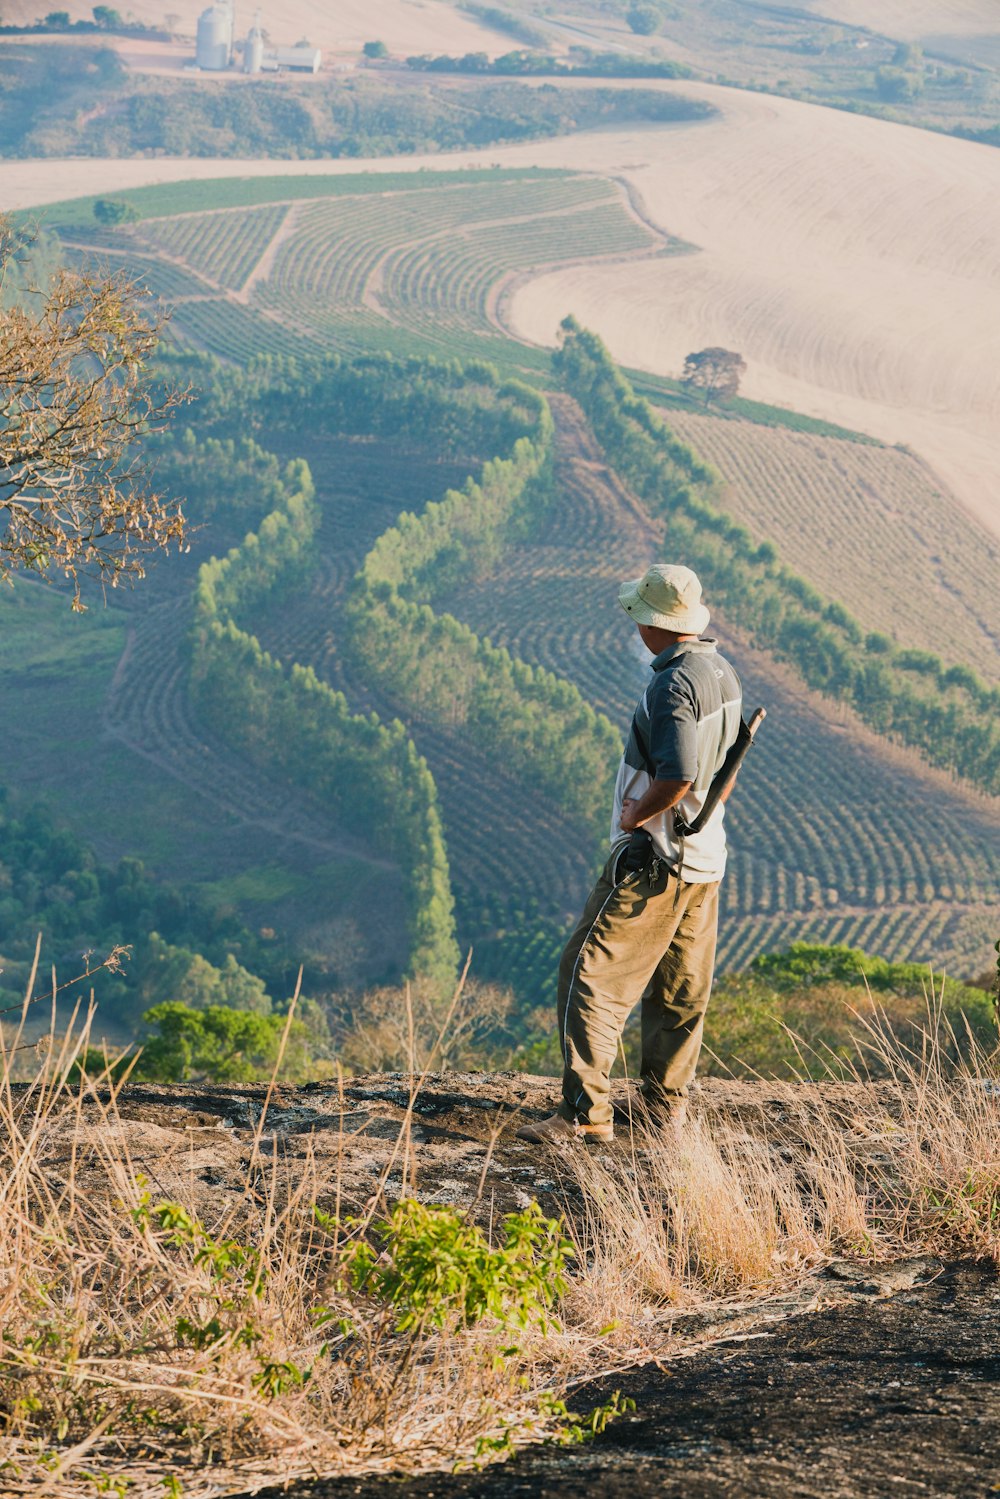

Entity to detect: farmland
[440,396,1000,978]
[666,409,1000,684]
[14,74,1000,554]
[8,149,1000,1003]
[115,173,668,364]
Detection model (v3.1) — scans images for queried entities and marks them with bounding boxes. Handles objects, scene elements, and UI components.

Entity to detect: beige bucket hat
[618,563,710,633]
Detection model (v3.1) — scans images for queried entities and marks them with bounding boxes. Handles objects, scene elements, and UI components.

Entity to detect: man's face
[637,622,671,655]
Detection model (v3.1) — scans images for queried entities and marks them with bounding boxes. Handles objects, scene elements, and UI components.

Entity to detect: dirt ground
[243,1260,1000,1499]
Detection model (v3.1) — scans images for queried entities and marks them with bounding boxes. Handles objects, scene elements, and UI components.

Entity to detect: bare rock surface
[248,1260,999,1499]
[75,1070,903,1229]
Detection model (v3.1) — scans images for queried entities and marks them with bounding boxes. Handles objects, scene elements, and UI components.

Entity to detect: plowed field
[11,80,1000,542]
[665,408,1000,684]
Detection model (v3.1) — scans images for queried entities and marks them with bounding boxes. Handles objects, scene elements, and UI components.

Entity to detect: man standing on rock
[518,564,743,1145]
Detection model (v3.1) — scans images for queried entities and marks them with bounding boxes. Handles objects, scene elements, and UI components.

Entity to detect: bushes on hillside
[348,379,622,843]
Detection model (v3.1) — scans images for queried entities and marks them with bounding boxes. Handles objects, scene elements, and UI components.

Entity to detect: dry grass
[0,960,997,1496]
[563,992,999,1337]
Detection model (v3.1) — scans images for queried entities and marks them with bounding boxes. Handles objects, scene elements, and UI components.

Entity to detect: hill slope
[665,408,1000,684]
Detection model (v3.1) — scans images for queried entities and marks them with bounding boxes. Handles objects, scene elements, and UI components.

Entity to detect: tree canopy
[0,219,187,606]
[682,346,747,405]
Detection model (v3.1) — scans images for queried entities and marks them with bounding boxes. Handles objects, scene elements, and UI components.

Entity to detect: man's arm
[620,778,692,832]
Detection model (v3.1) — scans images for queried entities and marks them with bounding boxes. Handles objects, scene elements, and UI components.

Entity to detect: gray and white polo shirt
[611,638,743,883]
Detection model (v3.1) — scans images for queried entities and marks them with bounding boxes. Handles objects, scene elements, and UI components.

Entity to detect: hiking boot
[515,1112,614,1145]
[614,1094,688,1136]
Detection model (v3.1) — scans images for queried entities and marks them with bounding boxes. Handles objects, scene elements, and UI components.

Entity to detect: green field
[57,170,671,369]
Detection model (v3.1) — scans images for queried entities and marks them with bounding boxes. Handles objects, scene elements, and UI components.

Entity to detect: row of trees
[405,49,692,80]
[350,386,623,842]
[188,417,460,991]
[193,457,317,628]
[229,351,552,459]
[555,320,1000,795]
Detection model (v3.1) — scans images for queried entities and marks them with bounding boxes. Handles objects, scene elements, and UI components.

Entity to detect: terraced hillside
[0,436,482,993]
[109,172,667,365]
[249,430,598,1002]
[31,173,1000,1000]
[667,409,1000,685]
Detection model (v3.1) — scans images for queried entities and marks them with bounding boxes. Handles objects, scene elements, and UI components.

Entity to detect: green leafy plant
[338,1199,573,1333]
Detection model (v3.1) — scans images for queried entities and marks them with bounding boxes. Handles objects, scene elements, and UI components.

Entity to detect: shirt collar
[651,637,717,673]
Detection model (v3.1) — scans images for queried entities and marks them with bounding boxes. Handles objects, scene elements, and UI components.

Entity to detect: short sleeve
[648,675,698,781]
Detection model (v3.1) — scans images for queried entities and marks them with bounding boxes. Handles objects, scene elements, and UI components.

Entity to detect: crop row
[379,205,653,334]
[138,204,290,292]
[716,900,997,977]
[254,178,615,309]
[667,409,1000,684]
[558,323,1000,793]
[65,245,216,303]
[168,297,315,363]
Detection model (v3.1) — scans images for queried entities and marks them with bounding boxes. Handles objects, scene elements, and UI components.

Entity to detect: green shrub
[341,1199,573,1332]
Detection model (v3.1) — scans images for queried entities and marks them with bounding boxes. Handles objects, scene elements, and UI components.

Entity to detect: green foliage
[148,427,288,525]
[555,320,1000,795]
[10,56,706,161]
[35,167,569,231]
[188,373,466,989]
[749,942,995,1017]
[235,351,538,458]
[627,4,661,36]
[875,66,924,102]
[93,197,137,226]
[349,379,622,842]
[687,941,999,1080]
[540,1388,636,1446]
[362,40,387,59]
[408,48,691,80]
[0,788,274,1021]
[136,1000,302,1083]
[340,1199,573,1332]
[138,934,272,1016]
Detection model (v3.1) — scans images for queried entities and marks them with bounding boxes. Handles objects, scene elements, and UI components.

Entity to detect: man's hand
[620,778,693,832]
[620,797,641,832]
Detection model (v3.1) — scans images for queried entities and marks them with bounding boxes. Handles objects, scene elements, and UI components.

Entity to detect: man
[517,563,742,1145]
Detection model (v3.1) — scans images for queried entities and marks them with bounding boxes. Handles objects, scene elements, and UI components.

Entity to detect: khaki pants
[557,848,720,1128]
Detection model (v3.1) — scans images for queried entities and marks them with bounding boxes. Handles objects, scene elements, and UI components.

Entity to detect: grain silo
[243,16,265,74]
[196,3,233,70]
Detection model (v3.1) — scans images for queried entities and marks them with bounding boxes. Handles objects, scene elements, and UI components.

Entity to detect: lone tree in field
[682,346,747,405]
[93,197,139,227]
[0,219,187,608]
[627,4,660,35]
